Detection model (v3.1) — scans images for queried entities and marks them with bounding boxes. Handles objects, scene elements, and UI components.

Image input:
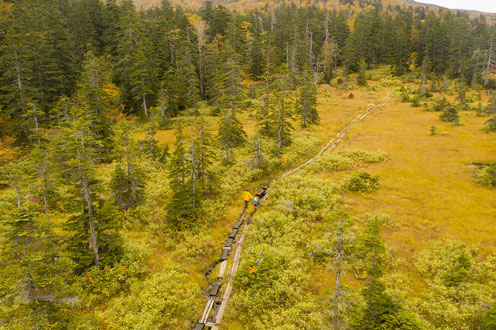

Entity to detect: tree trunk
[256,133,261,169]
[81,173,99,267]
[225,146,230,163]
[124,134,137,202]
[277,100,282,156]
[39,161,50,218]
[485,40,494,87]
[14,185,21,208]
[78,130,100,267]
[332,220,345,329]
[142,93,148,117]
[190,124,197,207]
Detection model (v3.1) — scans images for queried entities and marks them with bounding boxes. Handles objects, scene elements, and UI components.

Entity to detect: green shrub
[344,172,379,192]
[411,96,421,107]
[432,96,451,112]
[338,149,387,163]
[430,126,437,135]
[175,233,217,263]
[439,107,460,125]
[380,76,402,87]
[303,149,386,174]
[475,162,496,187]
[349,92,355,99]
[95,262,202,329]
[484,118,496,132]
[81,240,150,307]
[401,92,410,102]
[481,302,496,330]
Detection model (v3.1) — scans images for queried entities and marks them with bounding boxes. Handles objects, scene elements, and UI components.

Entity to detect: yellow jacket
[242,191,253,201]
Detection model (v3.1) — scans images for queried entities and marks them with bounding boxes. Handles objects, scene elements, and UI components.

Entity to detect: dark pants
[244,200,248,209]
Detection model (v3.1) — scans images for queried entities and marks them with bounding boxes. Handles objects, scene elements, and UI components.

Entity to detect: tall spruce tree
[216,43,247,163]
[352,217,420,329]
[111,120,145,210]
[272,64,293,156]
[297,64,319,127]
[53,95,121,270]
[165,121,202,228]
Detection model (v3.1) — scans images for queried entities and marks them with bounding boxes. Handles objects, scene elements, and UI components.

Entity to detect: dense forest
[1,0,496,328]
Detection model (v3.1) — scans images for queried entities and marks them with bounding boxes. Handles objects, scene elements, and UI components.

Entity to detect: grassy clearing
[220,75,496,329]
[329,91,496,258]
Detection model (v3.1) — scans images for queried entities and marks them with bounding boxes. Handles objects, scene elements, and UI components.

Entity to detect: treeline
[1,0,496,137]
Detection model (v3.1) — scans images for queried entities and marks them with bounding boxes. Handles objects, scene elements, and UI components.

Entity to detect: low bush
[339,149,387,163]
[439,107,460,125]
[80,240,150,307]
[411,96,421,107]
[484,118,496,132]
[303,149,386,174]
[432,96,451,112]
[474,162,496,187]
[175,233,217,263]
[95,262,202,329]
[344,172,379,192]
[380,76,403,87]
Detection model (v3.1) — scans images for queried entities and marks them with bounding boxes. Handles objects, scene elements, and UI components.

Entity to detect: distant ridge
[133,0,496,19]
[407,0,496,18]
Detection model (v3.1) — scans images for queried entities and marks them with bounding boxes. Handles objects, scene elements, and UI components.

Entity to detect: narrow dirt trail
[194,88,391,330]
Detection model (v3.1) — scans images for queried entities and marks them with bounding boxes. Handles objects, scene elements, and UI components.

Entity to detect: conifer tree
[249,35,264,80]
[320,12,339,84]
[78,50,115,161]
[111,120,145,210]
[196,117,216,195]
[53,95,120,270]
[259,28,276,135]
[0,158,30,208]
[352,217,420,329]
[297,64,319,127]
[272,64,293,156]
[218,108,246,164]
[357,58,368,86]
[329,212,356,330]
[216,44,247,163]
[176,42,200,118]
[165,121,202,228]
[115,2,158,115]
[28,144,56,217]
[0,208,75,328]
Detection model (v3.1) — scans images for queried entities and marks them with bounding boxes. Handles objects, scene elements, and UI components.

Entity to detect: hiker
[242,188,253,209]
[253,196,259,209]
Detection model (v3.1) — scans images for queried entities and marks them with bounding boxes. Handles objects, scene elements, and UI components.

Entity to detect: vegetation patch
[302,149,386,174]
[473,162,496,187]
[344,172,380,192]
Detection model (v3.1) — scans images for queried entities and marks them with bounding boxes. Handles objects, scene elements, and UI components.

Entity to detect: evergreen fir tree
[357,58,368,86]
[53,95,120,270]
[352,217,420,329]
[328,211,357,329]
[0,208,75,328]
[216,44,247,163]
[111,120,145,210]
[297,64,319,127]
[78,50,115,162]
[165,121,202,228]
[272,64,293,156]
